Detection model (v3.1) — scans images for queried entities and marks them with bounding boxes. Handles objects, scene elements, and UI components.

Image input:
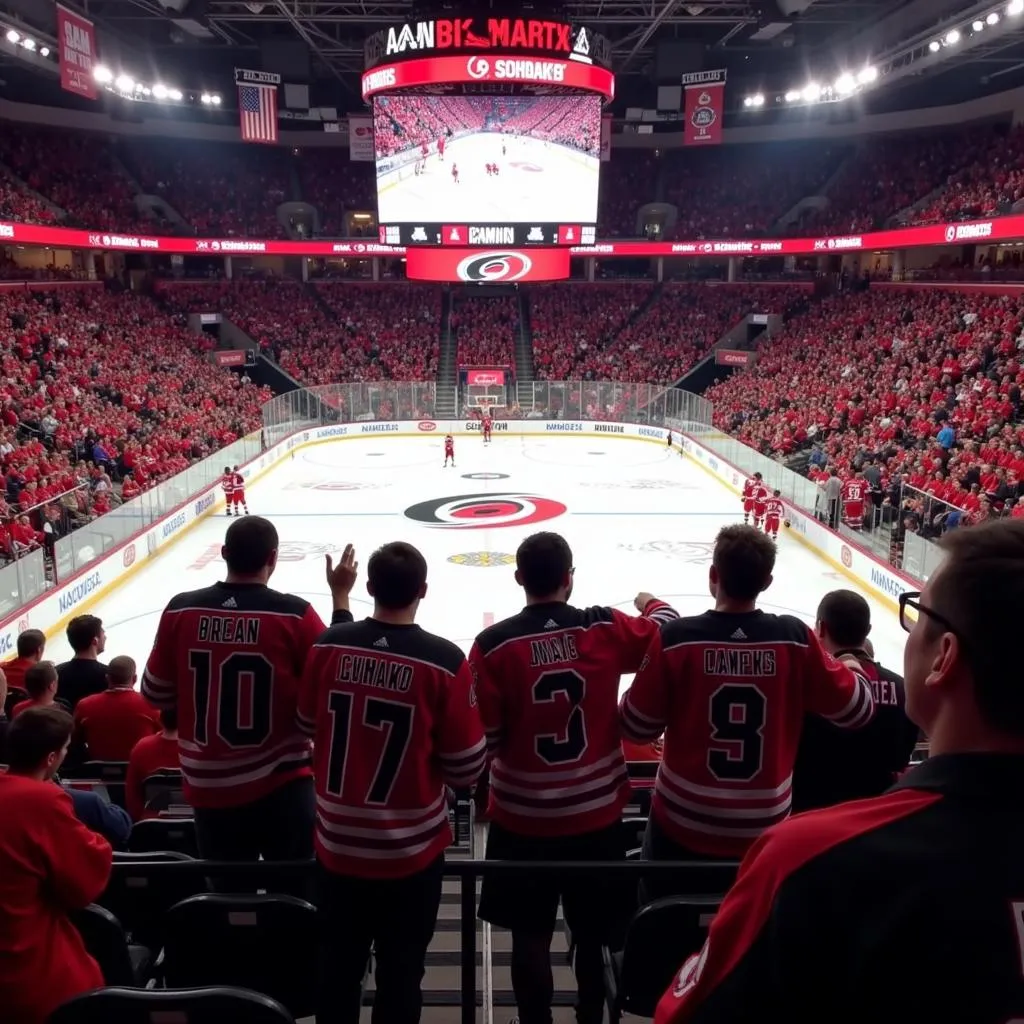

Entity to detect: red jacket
[126,733,181,821]
[0,774,112,1024]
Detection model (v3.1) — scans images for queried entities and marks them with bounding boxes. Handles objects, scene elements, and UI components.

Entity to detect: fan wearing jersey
[471,531,677,1024]
[298,542,486,1024]
[620,525,874,902]
[842,470,867,531]
[141,516,357,886]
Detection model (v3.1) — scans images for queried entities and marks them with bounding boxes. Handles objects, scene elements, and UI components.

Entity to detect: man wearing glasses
[654,518,1024,1024]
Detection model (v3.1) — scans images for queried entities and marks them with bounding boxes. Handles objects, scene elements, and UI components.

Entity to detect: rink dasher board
[0,419,917,648]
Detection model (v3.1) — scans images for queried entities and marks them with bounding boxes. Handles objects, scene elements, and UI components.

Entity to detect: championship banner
[56,4,98,101]
[683,69,725,146]
[600,116,612,162]
[406,247,569,283]
[348,115,374,161]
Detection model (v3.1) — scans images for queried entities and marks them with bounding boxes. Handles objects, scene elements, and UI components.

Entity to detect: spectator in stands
[73,655,160,762]
[654,519,1024,1024]
[0,666,7,763]
[10,661,59,718]
[0,706,112,1024]
[3,628,45,715]
[126,706,181,821]
[55,614,108,711]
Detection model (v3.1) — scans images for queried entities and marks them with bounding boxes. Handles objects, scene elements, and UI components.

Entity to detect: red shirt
[125,733,181,821]
[0,774,111,1024]
[10,698,53,719]
[73,688,161,762]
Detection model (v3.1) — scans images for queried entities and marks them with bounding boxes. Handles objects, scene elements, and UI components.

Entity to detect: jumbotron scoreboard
[362,12,615,282]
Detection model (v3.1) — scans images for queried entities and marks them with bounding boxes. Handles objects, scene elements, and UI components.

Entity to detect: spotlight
[168,88,183,101]
[134,82,144,91]
[21,38,34,50]
[210,94,221,105]
[929,40,941,52]
[200,92,212,104]
[5,29,18,43]
[988,11,1000,23]
[835,73,856,94]
[858,66,878,84]
[944,29,961,44]
[39,46,49,57]
[115,74,134,91]
[973,19,984,30]
[784,89,800,102]
[802,82,821,102]
[94,65,113,83]
[152,84,168,99]
[1010,0,1023,16]
[743,95,753,107]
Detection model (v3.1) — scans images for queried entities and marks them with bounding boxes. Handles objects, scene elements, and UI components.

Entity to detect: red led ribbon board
[361,56,614,100]
[406,247,570,282]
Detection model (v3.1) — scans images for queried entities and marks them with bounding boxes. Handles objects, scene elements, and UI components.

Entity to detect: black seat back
[128,817,198,857]
[142,770,187,816]
[65,761,130,808]
[70,904,137,987]
[47,985,295,1024]
[619,896,721,1017]
[163,894,317,1019]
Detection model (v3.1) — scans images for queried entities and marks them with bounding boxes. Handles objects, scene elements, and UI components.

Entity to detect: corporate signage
[406,247,570,283]
[364,16,610,69]
[361,55,615,100]
[0,214,1017,261]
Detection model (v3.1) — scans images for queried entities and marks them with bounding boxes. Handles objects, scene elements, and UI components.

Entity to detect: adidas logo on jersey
[221,597,238,609]
[730,628,747,640]
[373,636,389,648]
[544,619,559,629]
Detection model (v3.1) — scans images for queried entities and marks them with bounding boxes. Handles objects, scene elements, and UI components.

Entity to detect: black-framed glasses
[899,591,965,644]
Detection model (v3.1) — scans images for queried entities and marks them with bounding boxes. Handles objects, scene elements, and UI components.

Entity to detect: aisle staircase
[435,288,458,422]
[514,289,536,384]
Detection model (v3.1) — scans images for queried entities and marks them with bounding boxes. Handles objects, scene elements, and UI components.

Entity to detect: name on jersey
[704,647,777,676]
[338,654,413,692]
[530,633,578,666]
[198,615,261,645]
[870,676,900,706]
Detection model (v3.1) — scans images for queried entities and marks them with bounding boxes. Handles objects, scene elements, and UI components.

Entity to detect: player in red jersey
[221,465,236,515]
[482,414,493,443]
[230,465,249,516]
[842,470,867,530]
[763,489,785,540]
[437,135,445,160]
[298,542,485,1024]
[142,517,357,883]
[471,531,677,1024]
[451,163,459,183]
[443,433,455,467]
[620,525,873,902]
[752,477,770,530]
[741,471,763,525]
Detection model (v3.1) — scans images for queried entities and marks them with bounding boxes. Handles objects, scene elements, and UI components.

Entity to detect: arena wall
[0,419,917,655]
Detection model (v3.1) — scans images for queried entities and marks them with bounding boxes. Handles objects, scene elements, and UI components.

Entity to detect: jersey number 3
[533,669,588,765]
[708,683,766,782]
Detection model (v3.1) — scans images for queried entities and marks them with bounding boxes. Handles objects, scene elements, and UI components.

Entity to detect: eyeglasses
[899,591,965,646]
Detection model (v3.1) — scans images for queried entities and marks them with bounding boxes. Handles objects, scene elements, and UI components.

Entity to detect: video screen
[373,94,601,225]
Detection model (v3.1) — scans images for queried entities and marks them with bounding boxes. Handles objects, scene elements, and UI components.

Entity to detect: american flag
[238,83,278,144]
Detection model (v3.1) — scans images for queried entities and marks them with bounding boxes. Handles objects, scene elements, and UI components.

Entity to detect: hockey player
[764,489,785,540]
[222,465,236,515]
[753,476,771,531]
[742,472,763,525]
[230,465,249,516]
[842,471,867,531]
[443,434,455,468]
[451,163,459,184]
[667,430,673,449]
[482,414,493,444]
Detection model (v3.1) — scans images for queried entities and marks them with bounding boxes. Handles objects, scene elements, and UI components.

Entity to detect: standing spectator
[73,655,161,762]
[470,531,677,1024]
[654,520,1024,1024]
[141,518,356,884]
[792,590,920,812]
[10,662,59,718]
[56,615,108,711]
[298,542,486,1024]
[822,470,843,529]
[3,628,46,714]
[125,707,180,821]
[0,706,112,1024]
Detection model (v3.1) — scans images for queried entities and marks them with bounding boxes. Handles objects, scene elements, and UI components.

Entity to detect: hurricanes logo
[447,551,516,567]
[617,540,715,563]
[404,492,566,529]
[456,251,532,283]
[466,56,490,79]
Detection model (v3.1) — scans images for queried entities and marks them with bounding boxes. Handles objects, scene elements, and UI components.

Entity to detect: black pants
[639,815,733,906]
[315,855,444,1024]
[192,777,315,895]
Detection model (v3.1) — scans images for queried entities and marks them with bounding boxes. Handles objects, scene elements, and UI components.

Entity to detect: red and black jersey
[297,618,486,879]
[231,471,245,493]
[142,581,343,809]
[792,649,920,812]
[741,479,756,503]
[764,497,785,521]
[444,436,454,452]
[483,416,493,430]
[620,610,874,858]
[842,479,866,507]
[469,598,677,837]
[220,472,234,494]
[752,483,770,506]
[655,754,1024,1024]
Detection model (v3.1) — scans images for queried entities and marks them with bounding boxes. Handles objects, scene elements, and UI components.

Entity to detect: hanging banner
[56,4,98,101]
[600,116,612,162]
[348,115,375,161]
[683,69,725,146]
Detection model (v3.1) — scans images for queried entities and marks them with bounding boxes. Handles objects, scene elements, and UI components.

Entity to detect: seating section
[296,150,376,237]
[451,295,518,367]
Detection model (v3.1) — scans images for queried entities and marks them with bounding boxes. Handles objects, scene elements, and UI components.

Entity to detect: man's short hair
[712,525,776,602]
[107,655,136,688]
[16,628,45,659]
[516,532,572,599]
[6,706,72,772]
[160,706,178,731]
[66,615,102,654]
[929,520,1024,733]
[222,516,278,575]
[24,661,57,699]
[367,542,428,610]
[817,590,871,649]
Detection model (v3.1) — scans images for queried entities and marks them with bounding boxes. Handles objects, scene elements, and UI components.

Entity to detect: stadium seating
[296,150,376,236]
[47,986,296,1024]
[451,295,518,367]
[71,904,151,987]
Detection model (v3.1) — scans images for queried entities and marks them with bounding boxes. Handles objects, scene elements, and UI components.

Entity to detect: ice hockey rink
[43,433,908,679]
[377,133,601,225]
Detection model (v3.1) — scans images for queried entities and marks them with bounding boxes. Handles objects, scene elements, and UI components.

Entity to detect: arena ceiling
[4,0,1024,114]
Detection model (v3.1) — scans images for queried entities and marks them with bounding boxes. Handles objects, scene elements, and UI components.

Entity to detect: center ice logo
[404,492,566,529]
